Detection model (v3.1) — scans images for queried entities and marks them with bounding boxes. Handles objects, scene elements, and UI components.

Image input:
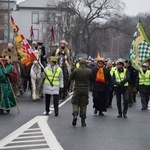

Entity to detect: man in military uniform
[70,59,92,127]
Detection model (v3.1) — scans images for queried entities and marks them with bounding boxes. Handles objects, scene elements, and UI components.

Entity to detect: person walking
[138,63,150,110]
[70,59,92,127]
[124,60,138,106]
[0,58,18,114]
[106,61,114,108]
[92,58,111,116]
[111,58,130,118]
[43,56,64,116]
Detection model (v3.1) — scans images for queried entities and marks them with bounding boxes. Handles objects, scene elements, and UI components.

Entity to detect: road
[0,91,150,150]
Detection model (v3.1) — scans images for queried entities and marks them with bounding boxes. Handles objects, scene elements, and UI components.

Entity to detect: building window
[32,12,39,24]
[33,29,39,41]
[0,29,4,41]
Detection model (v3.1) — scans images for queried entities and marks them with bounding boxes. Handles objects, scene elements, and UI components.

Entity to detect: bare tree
[42,0,124,58]
[61,0,125,56]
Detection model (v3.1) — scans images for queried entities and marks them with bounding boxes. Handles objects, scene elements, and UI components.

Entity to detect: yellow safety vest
[114,68,128,87]
[44,67,61,85]
[139,70,150,85]
[76,62,80,68]
[110,67,116,76]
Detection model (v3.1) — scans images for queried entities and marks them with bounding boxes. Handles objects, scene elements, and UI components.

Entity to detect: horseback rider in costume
[55,40,71,76]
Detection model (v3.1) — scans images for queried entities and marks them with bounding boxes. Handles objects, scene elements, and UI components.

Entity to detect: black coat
[127,65,138,86]
[92,67,112,92]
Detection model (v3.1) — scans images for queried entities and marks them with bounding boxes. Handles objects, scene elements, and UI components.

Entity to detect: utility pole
[8,0,10,42]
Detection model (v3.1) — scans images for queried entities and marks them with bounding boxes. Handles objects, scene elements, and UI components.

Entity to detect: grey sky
[17,0,150,16]
[123,0,150,16]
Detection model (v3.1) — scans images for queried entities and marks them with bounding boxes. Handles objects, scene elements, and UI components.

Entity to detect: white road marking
[0,93,73,150]
[10,139,46,144]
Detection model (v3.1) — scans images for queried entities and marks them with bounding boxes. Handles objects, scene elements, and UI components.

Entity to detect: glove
[60,88,64,92]
[5,73,10,77]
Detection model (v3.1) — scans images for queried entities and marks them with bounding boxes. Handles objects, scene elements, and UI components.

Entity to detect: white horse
[30,50,45,101]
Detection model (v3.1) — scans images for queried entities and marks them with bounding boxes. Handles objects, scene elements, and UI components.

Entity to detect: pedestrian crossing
[0,93,73,150]
[0,116,64,150]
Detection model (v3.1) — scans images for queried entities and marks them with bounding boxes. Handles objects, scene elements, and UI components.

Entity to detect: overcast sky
[16,0,150,16]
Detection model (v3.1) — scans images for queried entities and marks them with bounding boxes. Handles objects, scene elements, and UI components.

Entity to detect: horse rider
[2,43,20,63]
[31,41,38,51]
[55,40,71,76]
[37,41,47,67]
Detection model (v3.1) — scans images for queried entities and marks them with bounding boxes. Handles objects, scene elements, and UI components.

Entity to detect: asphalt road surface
[0,91,150,150]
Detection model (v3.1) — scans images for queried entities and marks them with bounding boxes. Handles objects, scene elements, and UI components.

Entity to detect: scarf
[96,68,105,83]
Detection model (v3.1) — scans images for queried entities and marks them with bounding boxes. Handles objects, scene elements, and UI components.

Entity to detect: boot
[72,112,78,126]
[54,108,59,117]
[81,118,86,127]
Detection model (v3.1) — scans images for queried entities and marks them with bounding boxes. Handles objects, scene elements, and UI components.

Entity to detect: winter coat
[0,64,17,110]
[70,64,93,92]
[92,67,111,92]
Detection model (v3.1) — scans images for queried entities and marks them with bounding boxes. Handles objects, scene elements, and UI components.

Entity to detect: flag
[10,16,36,66]
[130,20,150,71]
[30,25,34,39]
[50,26,55,41]
[10,16,19,31]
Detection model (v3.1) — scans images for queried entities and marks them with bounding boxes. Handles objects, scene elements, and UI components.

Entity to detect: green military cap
[50,56,58,62]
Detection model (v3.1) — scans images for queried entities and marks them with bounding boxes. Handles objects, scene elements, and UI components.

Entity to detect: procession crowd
[0,40,150,128]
